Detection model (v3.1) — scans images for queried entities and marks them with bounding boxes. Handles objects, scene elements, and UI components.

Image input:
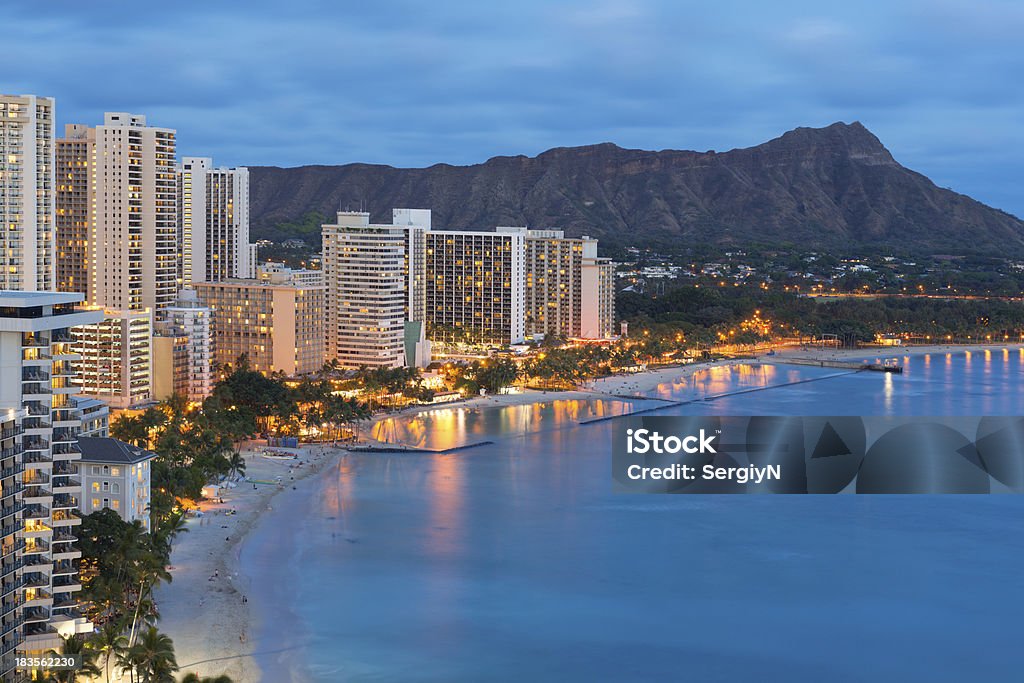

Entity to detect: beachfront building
[424,229,527,345]
[154,289,214,402]
[72,309,153,409]
[176,157,253,286]
[195,265,325,376]
[78,437,155,530]
[497,228,616,339]
[0,408,25,681]
[322,212,410,368]
[0,291,102,658]
[0,94,55,292]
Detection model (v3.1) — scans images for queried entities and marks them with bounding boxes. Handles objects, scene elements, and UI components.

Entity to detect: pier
[347,440,495,454]
[775,357,903,373]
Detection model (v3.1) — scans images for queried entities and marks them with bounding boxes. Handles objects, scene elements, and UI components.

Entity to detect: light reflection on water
[370,397,650,450]
[243,349,1024,683]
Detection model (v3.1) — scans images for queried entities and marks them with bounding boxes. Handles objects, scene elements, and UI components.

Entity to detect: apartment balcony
[22,438,48,452]
[51,576,81,593]
[52,443,80,460]
[50,510,80,527]
[51,562,75,577]
[51,463,78,477]
[21,383,51,398]
[22,553,49,572]
[22,541,49,557]
[23,590,52,607]
[21,573,48,589]
[21,369,49,382]
[51,495,78,510]
[25,403,49,417]
[21,607,48,624]
[21,486,48,502]
[23,505,48,521]
[51,476,80,493]
[22,418,51,433]
[22,451,51,465]
[51,429,76,444]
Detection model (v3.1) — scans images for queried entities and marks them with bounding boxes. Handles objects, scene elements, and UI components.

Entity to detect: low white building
[79,437,155,529]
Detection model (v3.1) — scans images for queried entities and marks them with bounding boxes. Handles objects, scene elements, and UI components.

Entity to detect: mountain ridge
[248,122,1024,254]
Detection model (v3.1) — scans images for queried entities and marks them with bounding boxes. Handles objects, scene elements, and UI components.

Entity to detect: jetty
[347,440,495,454]
[776,357,903,373]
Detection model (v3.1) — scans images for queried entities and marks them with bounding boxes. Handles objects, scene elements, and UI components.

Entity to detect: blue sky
[7,0,1023,217]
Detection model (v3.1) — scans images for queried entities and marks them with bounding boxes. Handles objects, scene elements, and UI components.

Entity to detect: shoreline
[155,442,342,682]
[158,341,1022,681]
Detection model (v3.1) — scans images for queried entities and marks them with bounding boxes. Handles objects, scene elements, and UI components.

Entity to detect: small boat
[766,350,776,356]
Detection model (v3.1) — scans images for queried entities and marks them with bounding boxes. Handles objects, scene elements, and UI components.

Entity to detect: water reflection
[371,398,645,450]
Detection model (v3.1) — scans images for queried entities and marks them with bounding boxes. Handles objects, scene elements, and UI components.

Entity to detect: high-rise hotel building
[322,212,411,368]
[57,113,177,408]
[424,229,527,345]
[55,124,91,295]
[0,292,103,664]
[195,265,324,376]
[497,227,615,339]
[88,113,177,315]
[0,94,55,292]
[176,157,253,286]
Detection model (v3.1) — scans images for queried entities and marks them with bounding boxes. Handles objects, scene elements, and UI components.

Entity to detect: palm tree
[111,414,148,447]
[46,633,102,682]
[91,622,129,683]
[180,674,235,683]
[122,627,177,683]
[226,450,246,480]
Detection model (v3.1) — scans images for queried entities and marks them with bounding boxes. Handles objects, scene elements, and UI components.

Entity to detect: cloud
[4,0,1022,217]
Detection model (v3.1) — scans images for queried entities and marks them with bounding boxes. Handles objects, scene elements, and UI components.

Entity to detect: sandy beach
[155,443,342,682]
[155,341,1024,681]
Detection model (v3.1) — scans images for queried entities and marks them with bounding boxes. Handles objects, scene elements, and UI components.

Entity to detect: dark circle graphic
[974,417,1024,492]
[857,422,989,493]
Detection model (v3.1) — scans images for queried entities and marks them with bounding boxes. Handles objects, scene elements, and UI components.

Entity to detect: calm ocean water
[240,349,1024,682]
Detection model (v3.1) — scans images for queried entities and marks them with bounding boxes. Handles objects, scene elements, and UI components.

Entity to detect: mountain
[248,122,1024,255]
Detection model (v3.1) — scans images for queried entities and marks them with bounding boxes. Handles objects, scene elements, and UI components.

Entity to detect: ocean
[239,349,1024,682]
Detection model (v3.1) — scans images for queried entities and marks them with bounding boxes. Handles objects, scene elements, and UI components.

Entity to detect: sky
[6,0,1023,217]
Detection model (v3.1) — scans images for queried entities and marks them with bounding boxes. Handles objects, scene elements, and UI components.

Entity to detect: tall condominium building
[0,292,102,661]
[497,227,615,339]
[1,408,25,681]
[153,289,213,402]
[176,157,252,286]
[424,230,527,345]
[322,212,409,368]
[58,113,176,409]
[0,94,55,291]
[73,309,153,409]
[55,124,92,296]
[195,265,325,376]
[88,113,177,316]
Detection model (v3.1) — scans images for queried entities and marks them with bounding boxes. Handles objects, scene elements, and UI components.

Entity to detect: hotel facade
[321,212,410,368]
[56,112,178,408]
[0,94,55,292]
[195,265,325,376]
[176,157,253,286]
[0,292,102,661]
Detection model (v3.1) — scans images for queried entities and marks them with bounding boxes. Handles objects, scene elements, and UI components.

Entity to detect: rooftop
[78,437,156,465]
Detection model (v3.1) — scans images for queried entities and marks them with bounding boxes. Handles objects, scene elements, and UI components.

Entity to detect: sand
[155,443,342,682]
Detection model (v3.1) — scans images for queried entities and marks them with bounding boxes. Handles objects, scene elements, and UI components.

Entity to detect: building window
[92,482,100,492]
[111,483,120,494]
[102,482,109,492]
[102,498,110,509]
[111,467,121,476]
[92,498,100,508]
[112,500,120,510]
